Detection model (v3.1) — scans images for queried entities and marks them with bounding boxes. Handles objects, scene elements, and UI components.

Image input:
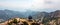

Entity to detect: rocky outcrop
[50,10,60,18]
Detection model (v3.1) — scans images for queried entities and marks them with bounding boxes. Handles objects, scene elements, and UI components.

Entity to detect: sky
[0,0,60,12]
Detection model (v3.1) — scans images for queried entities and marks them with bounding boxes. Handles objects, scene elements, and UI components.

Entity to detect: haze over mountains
[0,9,60,22]
[0,9,41,22]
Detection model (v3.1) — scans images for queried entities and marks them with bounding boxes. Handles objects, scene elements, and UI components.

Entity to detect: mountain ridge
[0,9,60,22]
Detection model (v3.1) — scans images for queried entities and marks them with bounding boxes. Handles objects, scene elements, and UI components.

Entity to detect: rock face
[50,10,60,18]
[32,12,49,19]
[54,10,60,17]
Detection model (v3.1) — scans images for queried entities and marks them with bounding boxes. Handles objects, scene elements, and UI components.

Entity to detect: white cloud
[0,0,32,8]
[32,0,44,8]
[44,0,60,8]
[0,0,60,12]
[32,0,60,8]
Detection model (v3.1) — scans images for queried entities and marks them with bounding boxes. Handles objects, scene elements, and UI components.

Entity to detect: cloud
[0,0,60,12]
[44,0,60,8]
[0,0,32,8]
[32,0,60,8]
[32,0,44,8]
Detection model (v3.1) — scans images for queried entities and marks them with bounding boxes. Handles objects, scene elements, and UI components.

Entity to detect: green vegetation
[8,18,20,25]
[42,17,60,25]
[31,23,39,25]
[8,22,12,25]
[22,21,28,25]
[12,18,18,24]
[7,17,60,25]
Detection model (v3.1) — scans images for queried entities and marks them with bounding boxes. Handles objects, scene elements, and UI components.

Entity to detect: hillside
[0,9,48,22]
[0,17,60,25]
[0,10,60,23]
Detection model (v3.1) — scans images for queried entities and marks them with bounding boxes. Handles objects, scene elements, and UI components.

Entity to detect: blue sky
[0,0,60,12]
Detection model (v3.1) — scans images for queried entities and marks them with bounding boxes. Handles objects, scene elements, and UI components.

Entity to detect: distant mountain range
[0,9,39,22]
[0,9,60,22]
